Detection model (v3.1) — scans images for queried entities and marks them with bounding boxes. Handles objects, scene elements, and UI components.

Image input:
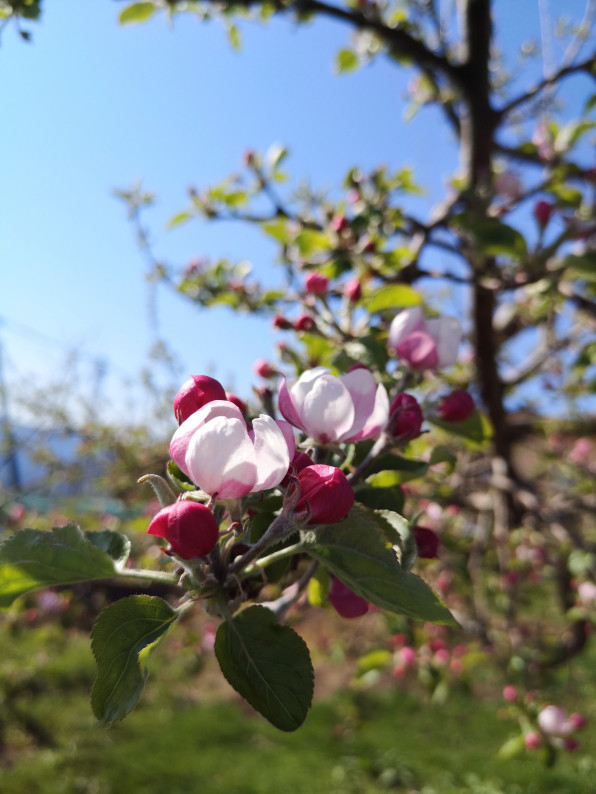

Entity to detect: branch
[498,52,596,120]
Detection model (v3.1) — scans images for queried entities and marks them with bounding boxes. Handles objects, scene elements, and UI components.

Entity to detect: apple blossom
[279,366,389,443]
[537,705,573,737]
[147,501,219,559]
[173,375,227,424]
[296,464,354,524]
[388,307,462,369]
[170,400,295,499]
[328,577,369,618]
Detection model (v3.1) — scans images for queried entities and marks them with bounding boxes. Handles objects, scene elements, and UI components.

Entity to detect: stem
[119,567,182,586]
[241,541,306,577]
[229,513,298,575]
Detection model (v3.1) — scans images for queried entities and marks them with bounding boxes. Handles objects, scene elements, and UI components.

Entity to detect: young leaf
[118,2,156,25]
[364,284,422,314]
[301,504,456,625]
[215,605,314,732]
[91,595,178,722]
[0,525,130,609]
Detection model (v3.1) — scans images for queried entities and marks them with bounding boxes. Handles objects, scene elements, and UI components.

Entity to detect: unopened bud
[147,501,219,559]
[438,391,475,423]
[174,375,227,424]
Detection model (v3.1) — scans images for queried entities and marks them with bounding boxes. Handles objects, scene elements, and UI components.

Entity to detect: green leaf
[429,411,492,447]
[87,530,131,568]
[166,211,193,230]
[294,229,330,257]
[354,483,405,514]
[0,525,130,609]
[377,509,417,571]
[301,504,456,625]
[91,596,178,722]
[364,284,422,314]
[451,215,527,261]
[356,649,392,677]
[215,606,314,731]
[497,734,526,760]
[564,252,596,283]
[307,567,329,606]
[166,460,196,492]
[367,457,429,483]
[335,48,359,74]
[118,2,156,25]
[227,23,241,50]
[429,444,457,472]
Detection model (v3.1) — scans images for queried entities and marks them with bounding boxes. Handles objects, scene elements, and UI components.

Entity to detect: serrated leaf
[377,509,417,570]
[365,284,423,314]
[0,525,130,609]
[91,596,178,722]
[215,606,314,731]
[86,530,131,568]
[301,504,456,625]
[119,2,156,25]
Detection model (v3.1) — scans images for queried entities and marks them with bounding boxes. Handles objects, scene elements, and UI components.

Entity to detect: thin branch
[497,52,596,120]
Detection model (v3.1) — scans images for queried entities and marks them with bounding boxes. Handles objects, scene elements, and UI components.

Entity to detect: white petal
[427,316,462,367]
[250,415,292,492]
[300,372,355,443]
[186,415,256,498]
[289,367,330,413]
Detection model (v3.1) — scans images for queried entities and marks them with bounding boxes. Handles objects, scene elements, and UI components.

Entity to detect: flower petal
[170,400,244,477]
[349,383,390,441]
[278,378,307,432]
[250,415,292,492]
[300,372,355,443]
[426,316,462,367]
[339,368,378,440]
[387,307,425,352]
[186,415,256,498]
[396,331,439,369]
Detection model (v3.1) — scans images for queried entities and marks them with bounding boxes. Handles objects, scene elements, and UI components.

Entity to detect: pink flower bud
[533,200,552,227]
[328,577,369,618]
[344,278,362,302]
[398,646,417,666]
[331,214,349,233]
[389,393,423,438]
[225,392,247,414]
[413,526,439,559]
[294,314,314,332]
[174,375,227,424]
[503,685,518,703]
[253,359,276,379]
[568,713,586,731]
[525,732,541,750]
[388,307,461,369]
[304,272,329,295]
[296,464,354,524]
[564,738,579,753]
[438,391,475,422]
[147,501,219,559]
[272,314,294,330]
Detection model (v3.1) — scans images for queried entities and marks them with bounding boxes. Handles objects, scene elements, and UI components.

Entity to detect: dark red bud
[389,393,423,438]
[295,314,315,332]
[438,391,475,423]
[147,501,219,559]
[328,577,369,618]
[226,392,247,414]
[296,464,354,524]
[331,214,350,233]
[344,278,362,302]
[174,375,227,424]
[272,314,294,330]
[533,200,552,227]
[304,272,329,295]
[413,526,440,559]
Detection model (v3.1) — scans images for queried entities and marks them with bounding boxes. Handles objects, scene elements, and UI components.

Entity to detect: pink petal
[396,331,439,369]
[250,415,292,492]
[339,368,378,440]
[278,378,307,432]
[300,372,355,442]
[387,307,425,351]
[349,383,389,441]
[186,415,256,498]
[274,419,296,459]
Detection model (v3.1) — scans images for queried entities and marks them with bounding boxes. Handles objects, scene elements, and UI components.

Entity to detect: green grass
[1,619,595,794]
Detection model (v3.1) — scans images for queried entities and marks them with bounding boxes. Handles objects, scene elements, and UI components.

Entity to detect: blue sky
[0,1,592,425]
